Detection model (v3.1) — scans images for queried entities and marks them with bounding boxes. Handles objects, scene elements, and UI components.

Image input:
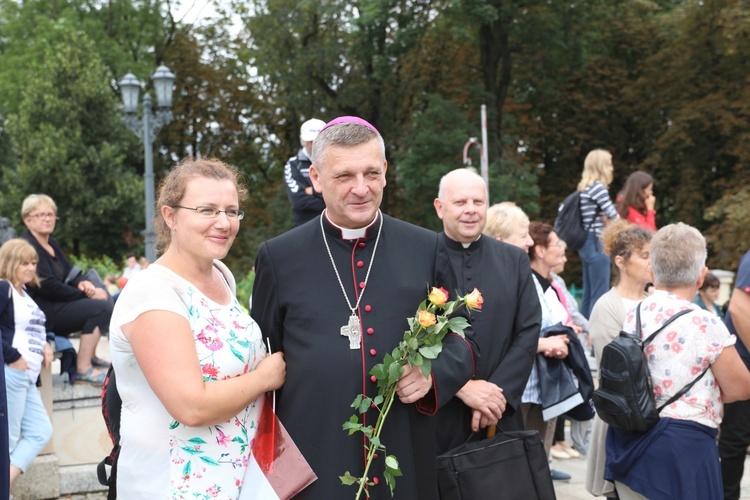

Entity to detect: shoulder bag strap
[641,307,692,348]
[581,187,602,232]
[657,366,710,413]
[637,305,710,412]
[212,260,236,296]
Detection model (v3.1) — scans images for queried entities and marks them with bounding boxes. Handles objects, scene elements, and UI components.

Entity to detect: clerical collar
[461,234,482,249]
[324,211,380,240]
[441,232,482,250]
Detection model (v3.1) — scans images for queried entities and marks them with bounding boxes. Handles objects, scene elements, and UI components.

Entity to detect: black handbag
[436,429,556,500]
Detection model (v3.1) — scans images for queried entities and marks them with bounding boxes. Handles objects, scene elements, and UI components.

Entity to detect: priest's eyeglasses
[171,205,245,221]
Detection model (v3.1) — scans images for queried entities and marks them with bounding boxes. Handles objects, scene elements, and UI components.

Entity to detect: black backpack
[553,190,598,251]
[592,304,708,433]
[97,366,120,499]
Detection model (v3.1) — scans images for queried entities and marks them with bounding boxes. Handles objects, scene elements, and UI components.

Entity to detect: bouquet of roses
[340,286,483,499]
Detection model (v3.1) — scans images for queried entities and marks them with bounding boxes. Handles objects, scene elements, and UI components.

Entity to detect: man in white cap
[284,118,327,226]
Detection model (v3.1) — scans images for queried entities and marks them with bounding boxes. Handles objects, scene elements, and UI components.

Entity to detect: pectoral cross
[340,314,361,350]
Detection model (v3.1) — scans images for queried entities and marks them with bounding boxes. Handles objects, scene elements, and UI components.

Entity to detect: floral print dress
[110,263,266,499]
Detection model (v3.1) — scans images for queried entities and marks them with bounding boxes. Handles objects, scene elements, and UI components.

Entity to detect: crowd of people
[1,115,749,500]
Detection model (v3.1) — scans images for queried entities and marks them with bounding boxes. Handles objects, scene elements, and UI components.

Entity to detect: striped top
[580,181,618,236]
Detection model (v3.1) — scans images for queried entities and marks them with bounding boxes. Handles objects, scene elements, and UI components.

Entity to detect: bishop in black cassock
[251,117,476,500]
[432,168,541,454]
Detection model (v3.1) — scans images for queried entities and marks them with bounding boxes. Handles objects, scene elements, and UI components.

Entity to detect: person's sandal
[91,356,111,369]
[76,367,106,386]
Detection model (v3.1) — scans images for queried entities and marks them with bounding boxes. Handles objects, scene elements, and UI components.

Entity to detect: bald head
[435,169,488,244]
[437,168,486,201]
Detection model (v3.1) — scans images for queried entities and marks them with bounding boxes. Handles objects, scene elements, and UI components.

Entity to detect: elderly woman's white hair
[650,222,707,288]
[483,202,529,240]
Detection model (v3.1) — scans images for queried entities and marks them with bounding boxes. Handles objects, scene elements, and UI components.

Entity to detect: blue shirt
[726,250,750,369]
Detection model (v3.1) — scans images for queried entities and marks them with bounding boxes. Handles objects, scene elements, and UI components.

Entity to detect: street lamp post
[118,65,175,262]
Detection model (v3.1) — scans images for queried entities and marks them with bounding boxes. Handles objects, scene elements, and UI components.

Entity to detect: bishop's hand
[396,364,432,404]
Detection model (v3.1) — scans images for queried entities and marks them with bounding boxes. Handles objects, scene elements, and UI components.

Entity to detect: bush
[69,254,121,281]
[236,269,255,313]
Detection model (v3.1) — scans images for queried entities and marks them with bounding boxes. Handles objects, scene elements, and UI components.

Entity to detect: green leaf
[385,455,399,470]
[343,415,362,435]
[340,471,359,485]
[408,336,419,350]
[448,316,470,334]
[187,437,207,445]
[388,359,403,385]
[373,395,384,406]
[357,397,372,414]
[352,394,364,409]
[419,344,442,359]
[183,461,192,476]
[411,352,424,366]
[407,317,417,331]
[370,363,386,380]
[420,360,432,379]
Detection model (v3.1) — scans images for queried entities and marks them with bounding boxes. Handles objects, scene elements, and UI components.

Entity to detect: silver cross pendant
[340,314,361,350]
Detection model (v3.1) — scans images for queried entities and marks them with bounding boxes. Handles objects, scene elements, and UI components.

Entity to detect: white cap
[300,118,326,142]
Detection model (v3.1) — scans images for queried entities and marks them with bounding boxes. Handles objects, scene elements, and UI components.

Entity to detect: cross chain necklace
[320,209,384,349]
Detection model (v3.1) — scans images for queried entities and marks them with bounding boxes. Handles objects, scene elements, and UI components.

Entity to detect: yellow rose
[464,288,484,310]
[428,287,449,307]
[417,310,437,328]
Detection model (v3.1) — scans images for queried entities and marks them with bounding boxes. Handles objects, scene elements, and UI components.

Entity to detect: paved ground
[551,447,750,499]
[57,456,750,499]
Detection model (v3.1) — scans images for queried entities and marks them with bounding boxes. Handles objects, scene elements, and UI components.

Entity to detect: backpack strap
[579,188,602,232]
[640,305,692,348]
[657,366,710,413]
[635,303,711,413]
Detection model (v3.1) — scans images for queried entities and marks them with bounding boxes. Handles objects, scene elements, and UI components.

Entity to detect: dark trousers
[719,399,750,500]
[45,298,113,336]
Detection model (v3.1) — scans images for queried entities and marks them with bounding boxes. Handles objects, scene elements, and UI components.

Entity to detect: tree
[1,23,143,257]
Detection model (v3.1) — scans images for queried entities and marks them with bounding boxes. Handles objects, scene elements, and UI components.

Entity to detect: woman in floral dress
[110,158,286,499]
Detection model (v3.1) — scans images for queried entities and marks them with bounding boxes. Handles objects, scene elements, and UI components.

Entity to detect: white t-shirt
[11,286,47,382]
[110,263,266,498]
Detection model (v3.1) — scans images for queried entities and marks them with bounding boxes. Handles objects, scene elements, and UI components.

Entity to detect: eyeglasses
[26,212,58,220]
[171,205,245,220]
[549,240,566,249]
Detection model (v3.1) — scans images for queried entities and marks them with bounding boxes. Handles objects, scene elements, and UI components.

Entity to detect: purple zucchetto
[320,116,379,135]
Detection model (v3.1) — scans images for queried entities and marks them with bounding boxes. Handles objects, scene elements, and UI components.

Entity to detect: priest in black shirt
[433,168,541,454]
[251,117,477,499]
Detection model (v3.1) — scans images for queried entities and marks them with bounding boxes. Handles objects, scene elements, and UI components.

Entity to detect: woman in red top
[617,171,656,230]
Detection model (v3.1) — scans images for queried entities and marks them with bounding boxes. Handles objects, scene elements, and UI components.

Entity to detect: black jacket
[537,323,595,421]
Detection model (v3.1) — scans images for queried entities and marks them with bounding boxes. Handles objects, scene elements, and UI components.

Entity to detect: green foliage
[705,186,750,271]
[69,254,121,281]
[395,94,475,230]
[235,268,256,313]
[0,23,143,257]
